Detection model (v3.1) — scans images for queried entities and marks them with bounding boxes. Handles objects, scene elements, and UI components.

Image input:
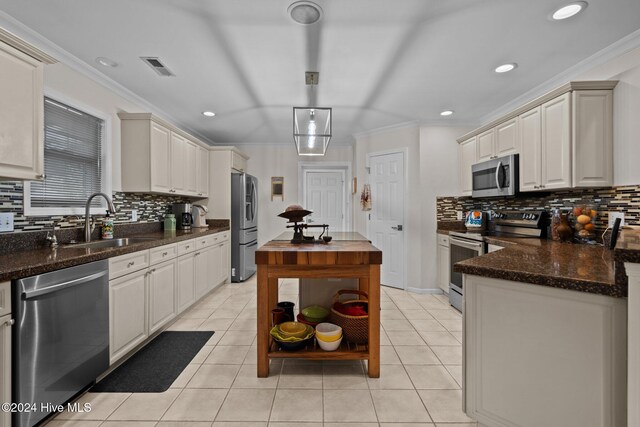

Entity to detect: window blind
[30,98,104,208]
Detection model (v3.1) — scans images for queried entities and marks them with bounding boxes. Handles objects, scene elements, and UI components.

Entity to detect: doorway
[367,150,406,289]
[299,163,352,232]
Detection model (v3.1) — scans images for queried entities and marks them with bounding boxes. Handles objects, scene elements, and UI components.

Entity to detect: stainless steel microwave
[471,154,518,198]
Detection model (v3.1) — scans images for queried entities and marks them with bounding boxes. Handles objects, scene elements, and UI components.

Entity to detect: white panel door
[369,152,405,289]
[305,171,345,231]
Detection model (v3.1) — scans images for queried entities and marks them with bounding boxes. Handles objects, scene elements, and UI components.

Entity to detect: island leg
[256,266,270,377]
[362,265,381,378]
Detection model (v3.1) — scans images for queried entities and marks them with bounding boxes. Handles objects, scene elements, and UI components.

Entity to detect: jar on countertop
[571,204,598,243]
[164,213,176,231]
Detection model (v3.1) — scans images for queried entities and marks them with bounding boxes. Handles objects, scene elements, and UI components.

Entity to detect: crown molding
[479,28,640,125]
[352,120,420,140]
[228,139,354,147]
[0,26,57,63]
[0,10,216,145]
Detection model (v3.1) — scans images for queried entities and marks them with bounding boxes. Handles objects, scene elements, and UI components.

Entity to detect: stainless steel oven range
[448,210,547,312]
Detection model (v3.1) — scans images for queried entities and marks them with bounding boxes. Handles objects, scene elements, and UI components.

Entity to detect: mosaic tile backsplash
[437,185,640,230]
[0,181,192,233]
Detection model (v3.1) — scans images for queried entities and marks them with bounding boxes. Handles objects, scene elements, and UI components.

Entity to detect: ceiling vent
[140,57,175,77]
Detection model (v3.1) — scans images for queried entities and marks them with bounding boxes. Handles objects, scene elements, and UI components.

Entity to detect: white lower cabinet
[148,259,177,335]
[1,280,11,427]
[437,236,450,294]
[464,275,627,426]
[194,246,212,300]
[109,269,148,364]
[177,253,196,314]
[109,232,231,364]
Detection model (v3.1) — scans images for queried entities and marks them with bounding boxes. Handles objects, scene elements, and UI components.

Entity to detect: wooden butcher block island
[255,232,382,377]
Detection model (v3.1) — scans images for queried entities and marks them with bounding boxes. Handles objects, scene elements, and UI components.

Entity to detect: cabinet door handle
[162,251,168,256]
[185,245,190,249]
[127,261,135,267]
[3,318,14,327]
[195,252,201,256]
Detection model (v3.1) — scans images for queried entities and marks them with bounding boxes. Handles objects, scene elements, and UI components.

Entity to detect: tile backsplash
[0,181,192,232]
[437,185,640,230]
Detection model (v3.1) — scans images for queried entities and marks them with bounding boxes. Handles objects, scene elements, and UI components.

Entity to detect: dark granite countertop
[442,229,623,298]
[0,226,229,282]
[613,229,640,264]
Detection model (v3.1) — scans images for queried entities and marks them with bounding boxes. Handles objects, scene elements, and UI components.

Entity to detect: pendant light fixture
[293,106,332,156]
[293,70,331,156]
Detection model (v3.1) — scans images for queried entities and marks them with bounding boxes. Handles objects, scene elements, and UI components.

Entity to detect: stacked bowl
[271,321,314,351]
[315,322,343,351]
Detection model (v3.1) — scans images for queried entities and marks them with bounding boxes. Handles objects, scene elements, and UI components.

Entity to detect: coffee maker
[171,203,193,230]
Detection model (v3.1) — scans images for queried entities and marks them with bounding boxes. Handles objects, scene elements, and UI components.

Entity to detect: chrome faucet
[46,221,58,248]
[85,192,116,242]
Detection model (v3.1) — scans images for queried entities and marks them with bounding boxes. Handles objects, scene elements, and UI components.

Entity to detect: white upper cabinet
[170,132,187,193]
[119,113,210,197]
[0,40,44,180]
[541,93,571,190]
[572,90,613,187]
[231,151,247,172]
[196,146,209,198]
[519,106,542,192]
[459,81,616,195]
[150,122,172,193]
[495,117,519,157]
[459,136,477,196]
[476,129,495,162]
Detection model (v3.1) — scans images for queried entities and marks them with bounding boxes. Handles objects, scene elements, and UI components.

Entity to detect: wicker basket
[329,289,369,344]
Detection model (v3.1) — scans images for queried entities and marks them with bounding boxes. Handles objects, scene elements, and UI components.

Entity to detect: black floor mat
[91,331,214,393]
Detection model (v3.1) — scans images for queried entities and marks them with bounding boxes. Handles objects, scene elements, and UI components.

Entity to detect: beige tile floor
[47,277,477,427]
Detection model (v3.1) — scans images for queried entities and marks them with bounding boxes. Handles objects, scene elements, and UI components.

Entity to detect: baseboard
[407,287,444,295]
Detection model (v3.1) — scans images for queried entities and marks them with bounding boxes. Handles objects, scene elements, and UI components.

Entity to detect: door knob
[307,218,314,223]
[391,225,403,231]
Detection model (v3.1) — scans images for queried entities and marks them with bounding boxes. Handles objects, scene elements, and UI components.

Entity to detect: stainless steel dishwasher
[13,260,109,427]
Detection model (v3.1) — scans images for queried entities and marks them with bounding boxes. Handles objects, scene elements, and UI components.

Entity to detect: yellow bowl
[315,323,342,339]
[316,331,343,342]
[270,325,314,342]
[277,321,309,338]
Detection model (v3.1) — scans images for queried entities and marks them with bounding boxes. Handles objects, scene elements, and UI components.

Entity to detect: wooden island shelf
[255,232,382,377]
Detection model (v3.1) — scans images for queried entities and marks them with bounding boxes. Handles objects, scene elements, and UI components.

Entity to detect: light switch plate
[608,211,625,228]
[0,213,14,232]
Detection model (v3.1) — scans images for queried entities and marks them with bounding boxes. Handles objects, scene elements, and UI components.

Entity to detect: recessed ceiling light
[202,111,216,117]
[288,1,323,25]
[440,110,454,116]
[495,63,518,73]
[95,57,118,67]
[552,2,588,20]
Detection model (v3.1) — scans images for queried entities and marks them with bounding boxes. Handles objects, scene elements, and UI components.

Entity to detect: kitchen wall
[420,126,472,290]
[0,180,189,232]
[437,185,640,230]
[241,143,354,246]
[353,124,423,292]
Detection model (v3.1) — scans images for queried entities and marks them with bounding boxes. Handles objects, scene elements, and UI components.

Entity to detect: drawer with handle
[437,234,450,247]
[196,235,216,249]
[177,239,197,256]
[109,250,150,280]
[150,243,178,265]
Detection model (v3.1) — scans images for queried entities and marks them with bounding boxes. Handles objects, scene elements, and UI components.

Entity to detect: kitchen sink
[61,237,157,249]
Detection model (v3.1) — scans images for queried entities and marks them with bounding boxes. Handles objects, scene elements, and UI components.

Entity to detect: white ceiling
[1,0,640,145]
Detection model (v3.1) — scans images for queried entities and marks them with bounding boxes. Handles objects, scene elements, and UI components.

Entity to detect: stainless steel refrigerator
[231,173,258,282]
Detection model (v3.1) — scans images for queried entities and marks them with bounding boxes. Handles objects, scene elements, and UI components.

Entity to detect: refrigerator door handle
[250,181,257,221]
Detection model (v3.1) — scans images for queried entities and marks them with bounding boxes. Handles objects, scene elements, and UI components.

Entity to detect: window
[24,96,110,215]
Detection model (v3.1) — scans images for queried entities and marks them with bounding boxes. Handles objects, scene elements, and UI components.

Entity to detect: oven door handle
[450,237,484,252]
[495,161,503,190]
[22,270,107,299]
